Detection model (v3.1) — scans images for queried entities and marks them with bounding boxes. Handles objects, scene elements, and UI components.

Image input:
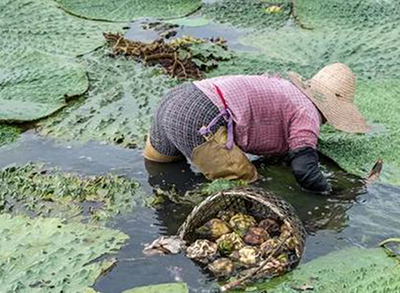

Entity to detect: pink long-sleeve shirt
[193,75,322,156]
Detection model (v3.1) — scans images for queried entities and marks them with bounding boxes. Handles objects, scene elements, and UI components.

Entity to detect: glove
[288,147,332,195]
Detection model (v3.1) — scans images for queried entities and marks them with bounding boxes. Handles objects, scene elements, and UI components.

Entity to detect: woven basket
[177,187,306,279]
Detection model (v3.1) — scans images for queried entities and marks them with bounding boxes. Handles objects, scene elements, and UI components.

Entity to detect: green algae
[258,247,400,292]
[40,50,179,148]
[0,213,128,292]
[202,0,292,29]
[0,48,88,122]
[0,163,140,221]
[55,0,202,22]
[0,0,121,57]
[0,124,20,147]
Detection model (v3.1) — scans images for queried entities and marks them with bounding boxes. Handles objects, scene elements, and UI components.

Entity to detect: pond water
[1,131,400,292]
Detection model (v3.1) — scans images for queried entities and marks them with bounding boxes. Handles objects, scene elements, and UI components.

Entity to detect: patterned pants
[150,82,225,159]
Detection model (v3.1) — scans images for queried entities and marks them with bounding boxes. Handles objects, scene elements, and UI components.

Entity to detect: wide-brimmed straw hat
[288,63,369,133]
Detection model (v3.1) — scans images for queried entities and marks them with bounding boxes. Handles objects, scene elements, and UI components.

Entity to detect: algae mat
[40,50,179,148]
[0,0,121,57]
[55,0,202,22]
[261,247,400,292]
[0,163,140,221]
[0,49,88,122]
[0,213,128,292]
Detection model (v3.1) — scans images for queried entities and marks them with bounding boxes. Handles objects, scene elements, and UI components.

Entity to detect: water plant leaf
[293,0,400,29]
[40,49,179,148]
[54,0,202,22]
[202,0,292,29]
[259,247,400,292]
[0,124,20,147]
[236,1,400,184]
[0,0,121,57]
[0,163,140,221]
[0,48,88,122]
[122,282,189,293]
[0,213,128,292]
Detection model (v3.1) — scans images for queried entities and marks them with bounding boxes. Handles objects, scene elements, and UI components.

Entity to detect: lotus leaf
[259,247,400,292]
[202,0,291,29]
[0,163,140,221]
[123,282,189,293]
[0,48,88,122]
[0,124,20,147]
[0,213,128,292]
[54,0,202,22]
[0,0,121,57]
[40,50,179,148]
[237,2,400,184]
[294,0,400,29]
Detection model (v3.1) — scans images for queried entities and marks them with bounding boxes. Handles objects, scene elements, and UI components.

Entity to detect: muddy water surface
[1,131,400,292]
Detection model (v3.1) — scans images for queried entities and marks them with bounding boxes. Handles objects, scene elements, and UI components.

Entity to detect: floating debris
[104,33,233,79]
[143,236,185,256]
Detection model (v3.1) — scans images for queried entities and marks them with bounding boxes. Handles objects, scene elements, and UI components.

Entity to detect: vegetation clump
[104,33,233,79]
[0,163,140,221]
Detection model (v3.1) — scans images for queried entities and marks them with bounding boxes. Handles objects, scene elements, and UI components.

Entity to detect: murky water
[1,131,400,292]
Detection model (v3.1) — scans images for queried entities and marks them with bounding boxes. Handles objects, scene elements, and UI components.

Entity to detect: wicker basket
[178,187,306,280]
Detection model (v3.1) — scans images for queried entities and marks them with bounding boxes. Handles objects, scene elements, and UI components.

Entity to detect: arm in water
[288,147,332,195]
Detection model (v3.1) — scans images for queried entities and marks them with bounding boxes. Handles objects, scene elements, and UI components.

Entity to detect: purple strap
[199,107,234,150]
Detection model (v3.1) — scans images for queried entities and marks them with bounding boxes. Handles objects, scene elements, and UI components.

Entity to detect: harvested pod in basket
[260,238,281,256]
[207,258,234,277]
[259,218,281,235]
[186,239,218,263]
[216,232,245,255]
[178,187,306,282]
[236,246,260,265]
[196,218,231,240]
[229,213,257,236]
[244,227,270,246]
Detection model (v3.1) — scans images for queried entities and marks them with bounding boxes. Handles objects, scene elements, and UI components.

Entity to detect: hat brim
[288,72,370,134]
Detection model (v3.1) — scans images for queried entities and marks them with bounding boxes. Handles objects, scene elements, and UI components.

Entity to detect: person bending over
[143,63,369,195]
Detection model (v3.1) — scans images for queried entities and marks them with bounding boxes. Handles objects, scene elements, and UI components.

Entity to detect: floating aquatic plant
[40,49,179,148]
[259,246,400,292]
[0,48,88,122]
[202,0,292,29]
[0,163,140,221]
[54,0,202,22]
[0,213,128,292]
[0,0,121,56]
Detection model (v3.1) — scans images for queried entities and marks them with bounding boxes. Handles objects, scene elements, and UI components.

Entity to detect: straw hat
[288,63,369,133]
